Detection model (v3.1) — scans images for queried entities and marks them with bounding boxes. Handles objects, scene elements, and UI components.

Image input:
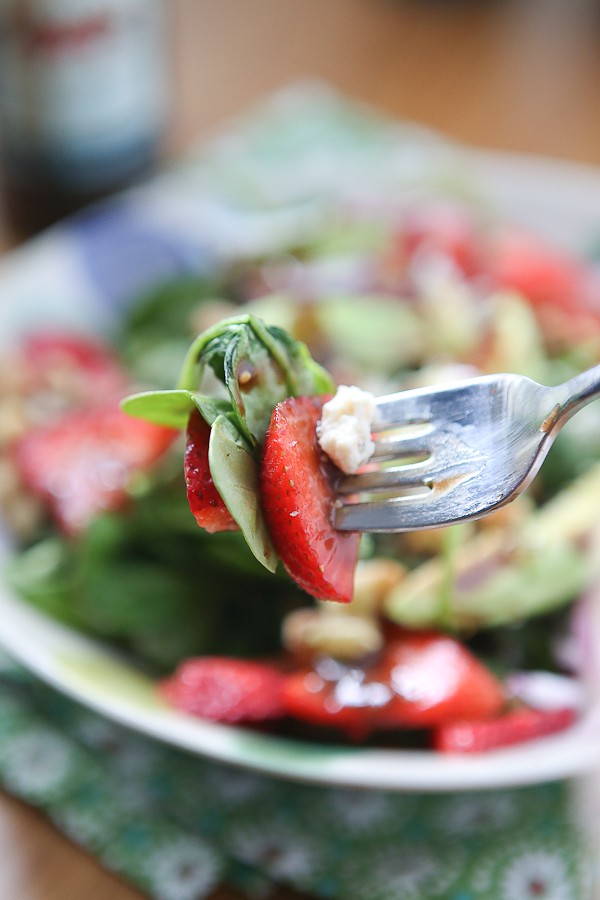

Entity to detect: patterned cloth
[0,655,593,900]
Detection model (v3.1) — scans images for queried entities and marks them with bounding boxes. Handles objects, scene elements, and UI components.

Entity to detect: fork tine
[338,462,430,496]
[374,391,433,427]
[335,370,559,532]
[335,497,446,532]
[336,495,434,532]
[335,473,481,532]
[371,433,433,461]
[373,380,477,429]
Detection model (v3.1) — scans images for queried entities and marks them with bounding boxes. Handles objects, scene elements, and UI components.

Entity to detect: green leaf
[176,314,254,390]
[257,321,335,396]
[120,275,225,342]
[223,326,256,445]
[190,394,232,427]
[208,414,278,573]
[224,326,290,447]
[120,390,195,428]
[284,335,336,395]
[174,312,335,448]
[4,538,84,630]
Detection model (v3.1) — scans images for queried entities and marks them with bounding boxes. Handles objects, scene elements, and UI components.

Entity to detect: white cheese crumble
[317,385,376,474]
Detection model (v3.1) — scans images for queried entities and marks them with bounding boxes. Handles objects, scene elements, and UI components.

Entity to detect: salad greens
[4,200,600,744]
[122,314,334,572]
[123,314,333,437]
[5,473,301,670]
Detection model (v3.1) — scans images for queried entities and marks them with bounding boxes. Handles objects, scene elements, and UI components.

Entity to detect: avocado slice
[384,461,600,631]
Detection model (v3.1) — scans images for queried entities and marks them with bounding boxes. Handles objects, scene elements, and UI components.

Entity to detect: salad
[2,200,600,754]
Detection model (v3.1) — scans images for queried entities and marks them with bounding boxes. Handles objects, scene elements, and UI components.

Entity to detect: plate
[2,84,600,791]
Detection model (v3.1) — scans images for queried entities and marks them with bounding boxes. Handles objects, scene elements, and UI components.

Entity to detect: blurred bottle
[0,0,167,235]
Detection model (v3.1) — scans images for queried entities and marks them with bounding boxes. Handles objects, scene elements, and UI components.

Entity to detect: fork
[334,364,600,532]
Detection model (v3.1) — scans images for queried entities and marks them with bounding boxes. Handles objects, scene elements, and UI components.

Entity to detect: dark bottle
[0,0,167,236]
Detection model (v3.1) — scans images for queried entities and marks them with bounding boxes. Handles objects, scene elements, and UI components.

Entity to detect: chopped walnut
[282,607,383,663]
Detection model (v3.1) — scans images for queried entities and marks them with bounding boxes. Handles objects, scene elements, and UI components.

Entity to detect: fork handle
[555,362,600,424]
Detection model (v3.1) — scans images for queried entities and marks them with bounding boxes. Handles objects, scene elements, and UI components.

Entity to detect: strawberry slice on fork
[260,395,361,603]
[184,408,238,533]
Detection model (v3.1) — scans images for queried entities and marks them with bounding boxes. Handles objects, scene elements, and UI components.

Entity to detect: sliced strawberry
[282,630,505,739]
[391,204,488,281]
[376,631,506,728]
[21,332,127,400]
[490,231,584,313]
[184,408,238,533]
[159,656,286,723]
[488,230,600,346]
[260,395,360,603]
[433,705,577,753]
[281,668,379,741]
[13,401,177,534]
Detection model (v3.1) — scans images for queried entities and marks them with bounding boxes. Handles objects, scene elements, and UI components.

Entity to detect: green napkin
[0,653,592,900]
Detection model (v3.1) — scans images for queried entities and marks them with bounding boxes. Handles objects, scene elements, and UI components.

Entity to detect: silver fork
[335,364,600,532]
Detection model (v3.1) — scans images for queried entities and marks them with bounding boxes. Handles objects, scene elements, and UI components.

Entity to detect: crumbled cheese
[317,385,376,474]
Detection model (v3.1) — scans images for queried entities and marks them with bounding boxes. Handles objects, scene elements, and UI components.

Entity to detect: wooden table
[3,0,600,896]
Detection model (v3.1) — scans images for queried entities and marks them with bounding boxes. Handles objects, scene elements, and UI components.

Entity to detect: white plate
[2,86,600,791]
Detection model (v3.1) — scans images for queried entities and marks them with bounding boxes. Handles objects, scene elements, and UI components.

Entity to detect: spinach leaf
[121,389,195,428]
[208,415,278,573]
[121,312,335,575]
